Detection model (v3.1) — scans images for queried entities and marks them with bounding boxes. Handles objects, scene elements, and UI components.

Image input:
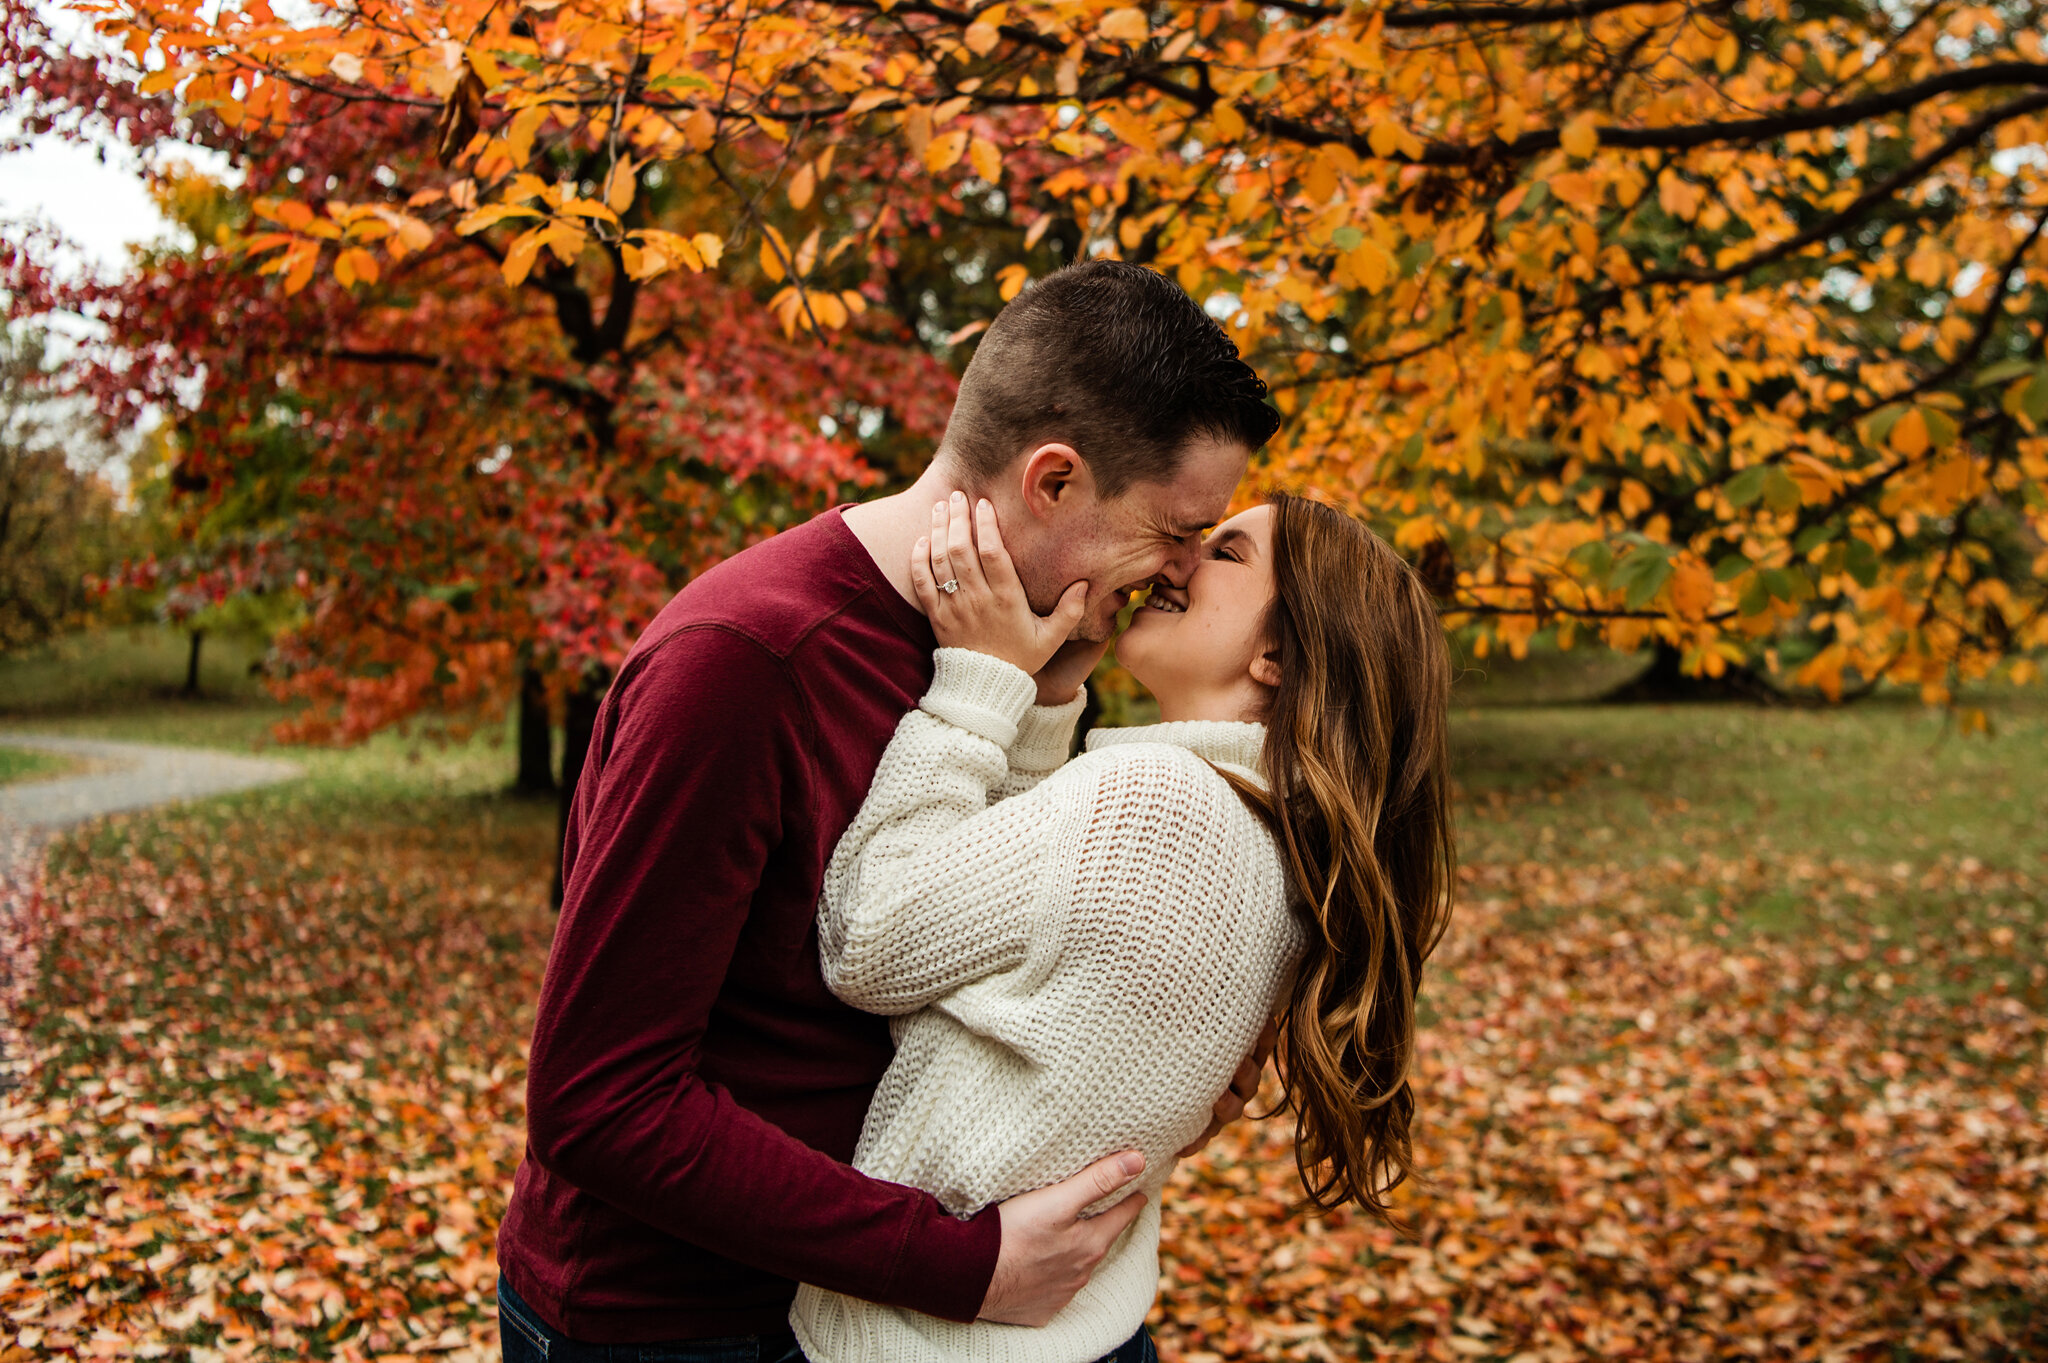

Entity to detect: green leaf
[1920,406,1959,450]
[1738,576,1770,616]
[1712,553,1751,582]
[1569,541,1614,577]
[1725,466,1768,508]
[1330,225,1364,251]
[1842,536,1880,588]
[1865,404,1907,446]
[1973,357,2035,386]
[2024,370,2048,425]
[1398,434,1425,466]
[1762,467,1802,513]
[1792,524,1835,555]
[1612,545,1673,610]
[1398,241,1432,277]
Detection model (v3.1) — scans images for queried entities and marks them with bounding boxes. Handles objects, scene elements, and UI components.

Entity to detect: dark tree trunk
[183,629,204,696]
[515,667,556,794]
[1600,640,1784,704]
[552,681,605,909]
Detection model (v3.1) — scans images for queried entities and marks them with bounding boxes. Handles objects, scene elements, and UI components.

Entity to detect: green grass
[0,624,274,715]
[1,625,540,799]
[1450,691,2048,876]
[0,743,84,786]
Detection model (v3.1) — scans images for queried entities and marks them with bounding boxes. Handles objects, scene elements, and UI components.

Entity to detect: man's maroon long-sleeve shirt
[496,507,1003,1342]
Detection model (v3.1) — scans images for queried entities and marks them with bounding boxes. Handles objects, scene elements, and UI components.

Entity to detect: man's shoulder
[634,510,879,665]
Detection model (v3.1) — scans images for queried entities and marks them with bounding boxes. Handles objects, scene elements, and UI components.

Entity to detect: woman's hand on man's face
[912,492,1090,679]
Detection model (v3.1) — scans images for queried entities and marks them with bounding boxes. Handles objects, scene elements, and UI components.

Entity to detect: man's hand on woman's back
[978,1151,1148,1327]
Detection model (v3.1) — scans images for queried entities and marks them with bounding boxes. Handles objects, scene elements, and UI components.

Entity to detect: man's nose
[1155,535,1202,588]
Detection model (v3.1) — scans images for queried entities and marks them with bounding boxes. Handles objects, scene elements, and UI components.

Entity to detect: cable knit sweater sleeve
[819,649,1078,1015]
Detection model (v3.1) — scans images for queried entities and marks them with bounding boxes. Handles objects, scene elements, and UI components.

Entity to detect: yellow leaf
[996,262,1028,301]
[840,289,868,316]
[1023,212,1052,250]
[504,106,547,167]
[925,128,969,173]
[788,161,816,211]
[604,159,637,214]
[968,136,1002,184]
[284,245,318,295]
[1099,6,1149,42]
[1715,30,1739,72]
[1560,112,1599,159]
[692,232,725,268]
[621,242,650,279]
[811,291,849,330]
[759,234,786,282]
[469,50,503,88]
[1889,406,1929,457]
[1366,122,1403,158]
[963,4,1006,57]
[1209,101,1245,142]
[683,108,717,150]
[328,52,364,83]
[335,247,379,287]
[794,226,821,277]
[752,113,790,144]
[1343,240,1390,292]
[452,200,536,232]
[848,88,895,116]
[503,227,545,286]
[903,105,933,159]
[1495,96,1526,143]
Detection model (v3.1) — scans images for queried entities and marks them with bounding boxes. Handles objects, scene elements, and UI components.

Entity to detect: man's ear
[1249,642,1283,690]
[1017,443,1088,520]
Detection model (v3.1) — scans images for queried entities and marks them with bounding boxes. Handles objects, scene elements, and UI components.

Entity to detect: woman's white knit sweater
[789,648,1303,1363]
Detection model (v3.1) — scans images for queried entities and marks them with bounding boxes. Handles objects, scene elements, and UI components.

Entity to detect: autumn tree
[14,0,2048,721]
[4,18,962,759]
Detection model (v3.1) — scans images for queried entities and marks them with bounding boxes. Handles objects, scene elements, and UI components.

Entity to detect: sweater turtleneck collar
[1085,720,1268,783]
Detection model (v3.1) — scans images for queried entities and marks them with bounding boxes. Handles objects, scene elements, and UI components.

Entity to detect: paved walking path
[0,732,301,1090]
[0,732,301,867]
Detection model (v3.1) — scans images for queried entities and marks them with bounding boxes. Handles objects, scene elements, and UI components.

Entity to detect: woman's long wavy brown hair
[1223,492,1455,1220]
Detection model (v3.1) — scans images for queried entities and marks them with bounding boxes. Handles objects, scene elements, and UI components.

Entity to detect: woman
[790,492,1455,1363]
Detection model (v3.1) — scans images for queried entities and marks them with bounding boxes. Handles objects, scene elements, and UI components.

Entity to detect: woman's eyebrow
[1205,527,1251,555]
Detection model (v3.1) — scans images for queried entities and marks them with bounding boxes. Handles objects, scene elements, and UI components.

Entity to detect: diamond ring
[939,579,960,594]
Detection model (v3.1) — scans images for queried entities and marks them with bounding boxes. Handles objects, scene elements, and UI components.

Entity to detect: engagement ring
[939,579,960,594]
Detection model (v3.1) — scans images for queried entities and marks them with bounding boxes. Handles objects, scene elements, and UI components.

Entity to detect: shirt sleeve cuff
[1009,686,1088,775]
[890,1201,1002,1323]
[920,648,1038,749]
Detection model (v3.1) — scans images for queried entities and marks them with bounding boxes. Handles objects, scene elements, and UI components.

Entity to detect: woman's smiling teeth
[1145,588,1188,613]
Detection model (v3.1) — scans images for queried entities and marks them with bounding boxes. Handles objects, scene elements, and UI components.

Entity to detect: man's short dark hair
[940,260,1279,497]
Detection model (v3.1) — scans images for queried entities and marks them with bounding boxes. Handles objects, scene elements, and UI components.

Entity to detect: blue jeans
[497,1276,1156,1363]
[497,1277,807,1363]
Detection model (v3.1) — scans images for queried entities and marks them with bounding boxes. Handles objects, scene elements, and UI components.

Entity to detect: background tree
[0,327,122,652]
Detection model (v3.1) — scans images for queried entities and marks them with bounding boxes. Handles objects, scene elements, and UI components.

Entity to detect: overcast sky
[0,3,222,279]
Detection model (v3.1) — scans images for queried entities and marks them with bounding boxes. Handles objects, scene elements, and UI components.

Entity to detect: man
[496,260,1281,1361]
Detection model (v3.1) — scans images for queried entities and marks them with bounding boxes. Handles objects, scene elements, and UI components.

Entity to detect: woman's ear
[1249,642,1283,690]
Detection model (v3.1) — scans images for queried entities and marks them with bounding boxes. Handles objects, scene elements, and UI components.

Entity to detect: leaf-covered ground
[1,697,2043,1361]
